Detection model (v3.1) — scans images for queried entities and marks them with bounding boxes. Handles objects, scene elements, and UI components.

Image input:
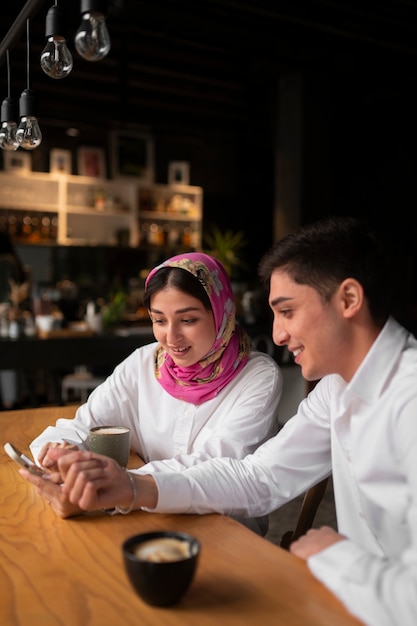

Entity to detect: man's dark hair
[258,216,391,323]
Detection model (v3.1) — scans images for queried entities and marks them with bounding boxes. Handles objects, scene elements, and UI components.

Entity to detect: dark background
[2,1,417,323]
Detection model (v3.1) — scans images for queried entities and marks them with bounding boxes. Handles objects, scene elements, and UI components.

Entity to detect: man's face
[268,269,349,382]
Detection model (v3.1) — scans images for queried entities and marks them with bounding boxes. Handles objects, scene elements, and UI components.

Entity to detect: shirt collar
[347,316,409,405]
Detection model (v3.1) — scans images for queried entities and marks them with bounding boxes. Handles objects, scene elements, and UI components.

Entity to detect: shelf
[66,205,132,217]
[0,202,58,212]
[0,171,203,252]
[140,210,200,222]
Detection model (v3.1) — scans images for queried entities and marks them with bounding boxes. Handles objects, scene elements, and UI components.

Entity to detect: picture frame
[77,146,107,178]
[3,150,31,174]
[110,131,154,182]
[168,161,190,185]
[50,148,72,174]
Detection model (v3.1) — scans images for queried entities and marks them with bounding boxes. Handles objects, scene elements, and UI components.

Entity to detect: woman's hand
[38,440,80,471]
[18,467,83,518]
[289,525,346,559]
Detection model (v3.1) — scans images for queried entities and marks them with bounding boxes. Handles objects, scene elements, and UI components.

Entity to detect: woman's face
[149,286,216,366]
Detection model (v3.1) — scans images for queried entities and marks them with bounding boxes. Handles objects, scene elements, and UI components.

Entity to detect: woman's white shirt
[30,342,282,472]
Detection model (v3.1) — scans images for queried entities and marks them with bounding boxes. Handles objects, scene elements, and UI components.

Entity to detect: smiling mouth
[170,346,190,354]
[292,347,303,358]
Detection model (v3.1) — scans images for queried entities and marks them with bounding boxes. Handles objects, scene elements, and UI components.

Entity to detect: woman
[29,252,282,533]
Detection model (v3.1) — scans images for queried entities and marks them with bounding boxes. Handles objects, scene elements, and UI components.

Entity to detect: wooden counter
[0,406,363,626]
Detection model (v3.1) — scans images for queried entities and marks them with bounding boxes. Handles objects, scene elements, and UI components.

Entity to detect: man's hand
[290,525,346,559]
[58,450,132,511]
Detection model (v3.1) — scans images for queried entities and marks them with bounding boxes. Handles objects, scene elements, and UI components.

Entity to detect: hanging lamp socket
[19,88,37,118]
[45,4,67,38]
[1,97,18,123]
[81,0,108,14]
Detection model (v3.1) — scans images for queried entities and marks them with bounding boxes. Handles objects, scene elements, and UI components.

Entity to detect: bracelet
[115,470,137,515]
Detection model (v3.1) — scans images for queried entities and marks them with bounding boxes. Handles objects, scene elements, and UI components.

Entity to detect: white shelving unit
[0,171,203,251]
[137,182,202,250]
[63,175,138,246]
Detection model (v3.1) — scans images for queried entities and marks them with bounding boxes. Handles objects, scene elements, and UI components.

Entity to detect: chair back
[280,477,330,550]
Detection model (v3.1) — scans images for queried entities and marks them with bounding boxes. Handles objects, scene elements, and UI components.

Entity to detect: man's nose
[273,323,289,346]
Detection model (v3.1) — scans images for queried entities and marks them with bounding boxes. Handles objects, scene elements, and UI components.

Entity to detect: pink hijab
[144,252,251,404]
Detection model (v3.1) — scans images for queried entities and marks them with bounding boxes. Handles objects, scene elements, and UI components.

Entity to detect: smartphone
[4,442,49,478]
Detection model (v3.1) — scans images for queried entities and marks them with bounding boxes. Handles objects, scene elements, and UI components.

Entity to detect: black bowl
[122,531,200,607]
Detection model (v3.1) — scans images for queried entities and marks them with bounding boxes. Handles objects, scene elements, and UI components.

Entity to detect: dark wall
[299,68,417,332]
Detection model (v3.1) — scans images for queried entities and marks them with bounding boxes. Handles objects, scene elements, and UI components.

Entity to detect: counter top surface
[0,405,363,626]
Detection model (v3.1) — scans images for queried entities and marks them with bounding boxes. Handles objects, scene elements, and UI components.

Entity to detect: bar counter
[0,406,363,626]
[0,327,155,371]
[0,327,155,405]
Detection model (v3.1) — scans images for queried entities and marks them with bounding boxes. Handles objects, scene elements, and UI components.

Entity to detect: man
[23,216,417,626]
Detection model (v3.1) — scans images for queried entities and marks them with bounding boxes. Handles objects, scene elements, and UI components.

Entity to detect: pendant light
[16,19,42,150]
[0,50,19,151]
[75,0,111,62]
[40,1,73,79]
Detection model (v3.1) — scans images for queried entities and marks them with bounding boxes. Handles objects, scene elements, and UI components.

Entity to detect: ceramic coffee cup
[122,531,200,607]
[88,425,131,467]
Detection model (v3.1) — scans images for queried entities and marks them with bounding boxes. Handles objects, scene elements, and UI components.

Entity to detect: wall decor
[77,146,107,178]
[110,131,154,182]
[168,161,190,185]
[3,151,31,174]
[50,148,72,174]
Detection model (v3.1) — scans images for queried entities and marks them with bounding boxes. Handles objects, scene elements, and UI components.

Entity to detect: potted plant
[203,226,248,279]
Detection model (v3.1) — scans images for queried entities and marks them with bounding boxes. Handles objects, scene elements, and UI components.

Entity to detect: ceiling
[2,0,417,135]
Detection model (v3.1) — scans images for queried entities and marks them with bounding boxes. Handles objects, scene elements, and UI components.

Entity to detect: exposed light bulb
[41,36,73,78]
[16,116,42,150]
[16,89,42,150]
[0,121,18,151]
[40,5,73,79]
[75,0,111,62]
[0,98,19,151]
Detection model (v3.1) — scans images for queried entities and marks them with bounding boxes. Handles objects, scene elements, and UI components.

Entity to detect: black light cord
[26,19,30,91]
[6,49,11,99]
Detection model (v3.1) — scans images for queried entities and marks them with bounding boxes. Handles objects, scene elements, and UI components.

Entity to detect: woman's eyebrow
[149,306,202,314]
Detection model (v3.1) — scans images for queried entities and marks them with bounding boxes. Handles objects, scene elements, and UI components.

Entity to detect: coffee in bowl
[122,531,200,606]
[133,536,192,562]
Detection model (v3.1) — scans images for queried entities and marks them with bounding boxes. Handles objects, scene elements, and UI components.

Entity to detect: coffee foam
[91,427,129,435]
[133,538,191,563]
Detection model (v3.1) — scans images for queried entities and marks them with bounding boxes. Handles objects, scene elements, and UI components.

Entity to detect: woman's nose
[166,323,182,341]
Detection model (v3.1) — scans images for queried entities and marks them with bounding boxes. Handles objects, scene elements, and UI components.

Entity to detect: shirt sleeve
[307,397,417,626]
[308,537,417,626]
[150,381,333,515]
[29,419,88,463]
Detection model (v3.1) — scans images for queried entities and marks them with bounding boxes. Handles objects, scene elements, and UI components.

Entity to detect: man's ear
[337,278,363,318]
